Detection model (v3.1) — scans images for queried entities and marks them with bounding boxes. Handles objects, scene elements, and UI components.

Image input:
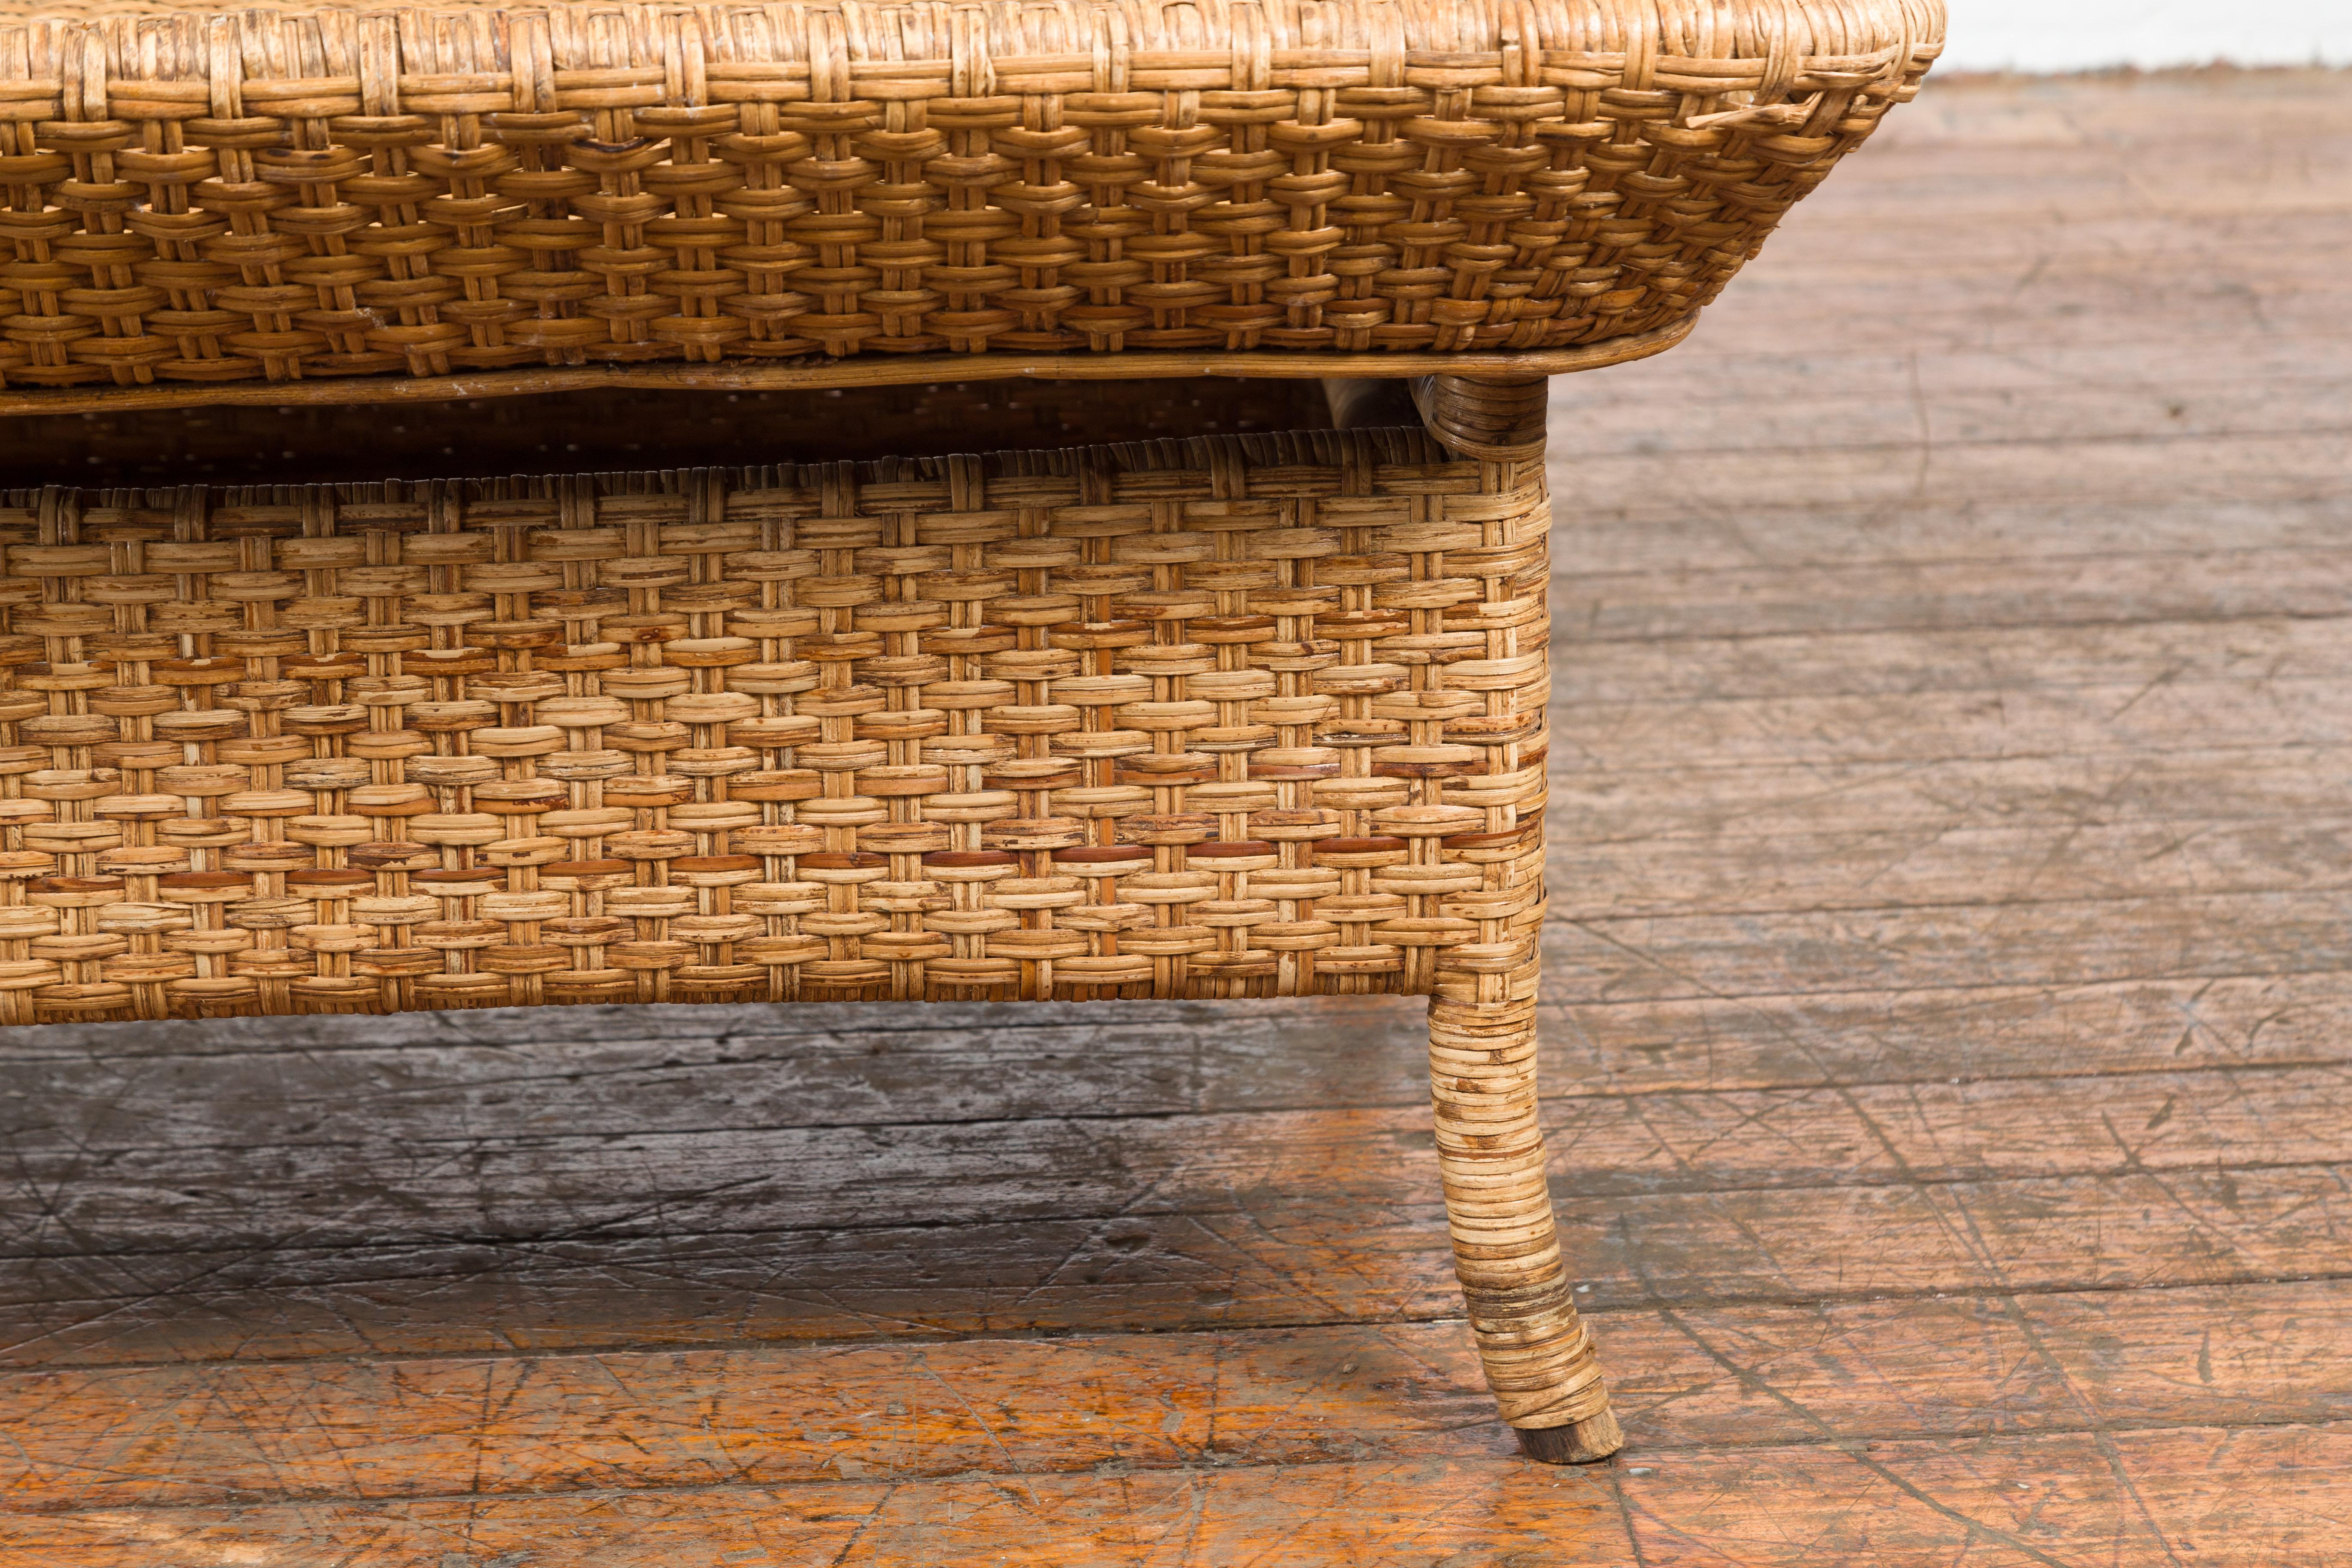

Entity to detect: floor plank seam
[11,1271,2351,1373]
[1556,423,2352,462]
[1547,743,2352,778]
[1,1150,2339,1207]
[17,1417,2352,1519]
[11,1056,2346,1157]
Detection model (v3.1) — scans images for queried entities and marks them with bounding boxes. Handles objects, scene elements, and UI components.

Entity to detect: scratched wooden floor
[6,71,2352,1567]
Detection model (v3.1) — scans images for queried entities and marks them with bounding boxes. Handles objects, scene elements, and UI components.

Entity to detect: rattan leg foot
[1516,1410,1626,1466]
[1427,997,1622,1464]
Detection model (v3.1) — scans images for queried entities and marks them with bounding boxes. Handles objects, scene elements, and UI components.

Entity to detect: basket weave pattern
[0,427,1553,1020]
[0,0,1938,393]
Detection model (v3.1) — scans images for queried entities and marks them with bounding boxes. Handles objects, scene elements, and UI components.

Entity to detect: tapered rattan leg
[1428,996,1624,1464]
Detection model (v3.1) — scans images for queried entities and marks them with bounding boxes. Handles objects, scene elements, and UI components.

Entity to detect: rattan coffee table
[0,0,1940,1463]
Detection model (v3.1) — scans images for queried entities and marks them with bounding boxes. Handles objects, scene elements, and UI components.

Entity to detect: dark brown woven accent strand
[0,0,1939,398]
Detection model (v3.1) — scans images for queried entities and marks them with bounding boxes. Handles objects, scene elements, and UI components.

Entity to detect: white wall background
[1939,0,2352,72]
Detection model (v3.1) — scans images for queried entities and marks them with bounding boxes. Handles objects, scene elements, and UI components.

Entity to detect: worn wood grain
[6,968,2346,1145]
[1552,349,2352,459]
[1620,1280,2352,1449]
[3,1429,2346,1568]
[4,959,2349,1090]
[1545,974,2352,1091]
[1623,1424,2352,1567]
[1544,895,2352,1009]
[1549,749,2352,838]
[0,996,1264,1062]
[1554,619,2352,700]
[1547,679,2352,772]
[9,1281,2351,1513]
[6,1158,2348,1372]
[1547,819,2352,917]
[6,1048,2345,1262]
[1550,551,2352,645]
[0,1460,1636,1568]
[1549,431,2352,524]
[1557,497,2352,576]
[4,1439,2352,1568]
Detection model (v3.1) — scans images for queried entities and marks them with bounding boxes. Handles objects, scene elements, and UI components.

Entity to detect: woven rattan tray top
[0,0,1941,410]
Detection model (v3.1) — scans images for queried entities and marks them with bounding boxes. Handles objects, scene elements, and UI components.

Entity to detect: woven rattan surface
[0,0,1940,404]
[0,426,1553,1021]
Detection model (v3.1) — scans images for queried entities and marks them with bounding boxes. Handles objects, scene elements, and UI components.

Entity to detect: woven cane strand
[0,0,1941,397]
[0,425,1558,1021]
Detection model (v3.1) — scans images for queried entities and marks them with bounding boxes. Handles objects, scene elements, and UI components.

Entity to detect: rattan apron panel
[0,0,1941,404]
[0,426,1550,1021]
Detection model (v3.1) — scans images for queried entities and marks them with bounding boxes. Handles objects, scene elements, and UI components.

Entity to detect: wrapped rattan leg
[1411,374,1552,460]
[1428,996,1624,1464]
[1321,373,1553,462]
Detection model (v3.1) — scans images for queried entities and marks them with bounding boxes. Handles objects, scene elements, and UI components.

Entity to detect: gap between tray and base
[0,320,1695,420]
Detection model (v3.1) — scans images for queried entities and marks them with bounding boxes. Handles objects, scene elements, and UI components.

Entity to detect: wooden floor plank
[6,964,2346,1127]
[0,1462,1637,1567]
[1547,681,2352,772]
[6,1051,2346,1251]
[1556,498,2352,574]
[1549,749,2352,837]
[1554,619,2352,701]
[1625,1424,2352,1568]
[10,1427,2340,1568]
[3,951,2347,1088]
[1546,432,2352,522]
[1552,554,2352,645]
[1555,349,2352,457]
[1544,974,2352,1092]
[0,995,1251,1061]
[6,1158,2346,1369]
[8,1280,2349,1513]
[1620,1280,2352,1451]
[1548,819,2352,917]
[1546,893,2352,1000]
